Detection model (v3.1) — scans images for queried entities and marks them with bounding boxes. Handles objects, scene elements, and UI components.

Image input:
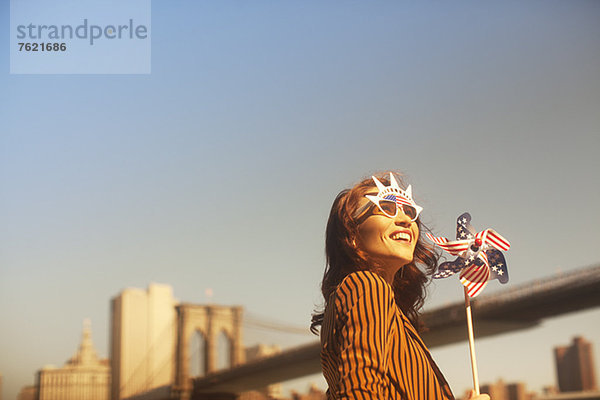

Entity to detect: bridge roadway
[191,264,600,397]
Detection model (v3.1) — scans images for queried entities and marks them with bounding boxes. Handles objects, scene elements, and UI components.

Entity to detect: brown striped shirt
[320,270,455,400]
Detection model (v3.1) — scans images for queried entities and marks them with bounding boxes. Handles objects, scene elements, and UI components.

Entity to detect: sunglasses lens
[401,205,418,220]
[378,200,397,217]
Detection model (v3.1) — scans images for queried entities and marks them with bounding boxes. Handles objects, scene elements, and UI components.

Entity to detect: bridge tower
[173,304,244,400]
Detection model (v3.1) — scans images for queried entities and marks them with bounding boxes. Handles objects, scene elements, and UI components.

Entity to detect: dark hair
[310,173,439,334]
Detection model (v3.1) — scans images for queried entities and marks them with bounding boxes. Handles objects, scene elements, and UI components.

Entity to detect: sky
[2,1,600,399]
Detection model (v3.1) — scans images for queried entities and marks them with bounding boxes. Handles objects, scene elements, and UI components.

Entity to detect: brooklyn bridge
[103,264,600,400]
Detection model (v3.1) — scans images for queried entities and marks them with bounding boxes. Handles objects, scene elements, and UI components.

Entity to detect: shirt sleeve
[334,270,396,399]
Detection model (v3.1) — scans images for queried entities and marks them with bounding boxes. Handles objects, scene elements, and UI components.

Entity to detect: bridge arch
[189,329,207,377]
[216,330,233,371]
[174,305,244,397]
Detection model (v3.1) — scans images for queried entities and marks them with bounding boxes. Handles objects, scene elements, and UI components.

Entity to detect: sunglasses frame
[371,197,421,222]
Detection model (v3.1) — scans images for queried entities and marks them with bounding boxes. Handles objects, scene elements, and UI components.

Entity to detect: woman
[311,172,489,400]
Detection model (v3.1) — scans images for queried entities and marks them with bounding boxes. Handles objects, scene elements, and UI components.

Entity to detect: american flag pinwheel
[426,212,511,297]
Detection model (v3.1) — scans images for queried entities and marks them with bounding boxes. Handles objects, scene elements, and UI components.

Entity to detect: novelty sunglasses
[353,174,423,222]
[370,195,420,221]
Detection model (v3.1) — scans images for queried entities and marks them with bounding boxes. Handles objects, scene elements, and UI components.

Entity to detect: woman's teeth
[391,232,410,241]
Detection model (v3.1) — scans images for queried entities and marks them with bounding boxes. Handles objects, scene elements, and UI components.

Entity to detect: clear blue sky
[2,1,600,399]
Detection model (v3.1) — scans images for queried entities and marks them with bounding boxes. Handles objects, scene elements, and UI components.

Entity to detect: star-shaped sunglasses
[354,173,423,222]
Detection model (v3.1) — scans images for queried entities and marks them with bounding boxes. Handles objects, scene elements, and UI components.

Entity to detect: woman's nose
[394,211,412,226]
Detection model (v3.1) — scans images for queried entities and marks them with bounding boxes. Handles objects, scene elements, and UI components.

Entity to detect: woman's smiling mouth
[390,231,411,242]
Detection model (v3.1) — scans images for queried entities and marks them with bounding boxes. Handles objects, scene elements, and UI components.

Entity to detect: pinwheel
[426,212,511,395]
[426,212,511,297]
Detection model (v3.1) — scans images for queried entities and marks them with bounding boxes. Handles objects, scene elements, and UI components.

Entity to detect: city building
[17,386,37,400]
[36,319,110,400]
[481,379,508,400]
[110,283,177,400]
[543,386,560,396]
[506,382,529,400]
[555,336,598,392]
[239,383,325,400]
[480,379,532,400]
[289,384,326,400]
[536,392,600,400]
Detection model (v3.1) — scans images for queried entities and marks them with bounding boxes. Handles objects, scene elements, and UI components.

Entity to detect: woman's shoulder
[334,270,394,309]
[339,270,391,291]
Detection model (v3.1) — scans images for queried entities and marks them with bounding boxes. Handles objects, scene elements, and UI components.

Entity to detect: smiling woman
[310,172,490,400]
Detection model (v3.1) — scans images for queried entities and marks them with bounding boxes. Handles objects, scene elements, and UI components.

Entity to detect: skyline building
[17,386,37,400]
[36,319,110,400]
[554,336,598,392]
[17,282,266,400]
[480,379,532,400]
[110,283,177,400]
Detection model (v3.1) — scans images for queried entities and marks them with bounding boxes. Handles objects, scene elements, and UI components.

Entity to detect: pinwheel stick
[464,287,480,395]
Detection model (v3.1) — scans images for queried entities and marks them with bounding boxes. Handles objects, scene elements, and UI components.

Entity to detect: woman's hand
[464,390,490,400]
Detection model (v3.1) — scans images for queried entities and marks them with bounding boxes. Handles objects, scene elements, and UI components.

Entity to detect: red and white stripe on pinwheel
[483,229,510,251]
[425,233,470,256]
[460,263,490,297]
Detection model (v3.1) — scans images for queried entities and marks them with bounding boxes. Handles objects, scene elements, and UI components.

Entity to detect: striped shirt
[320,270,455,400]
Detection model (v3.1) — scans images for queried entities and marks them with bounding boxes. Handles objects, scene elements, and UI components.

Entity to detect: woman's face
[355,194,419,270]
